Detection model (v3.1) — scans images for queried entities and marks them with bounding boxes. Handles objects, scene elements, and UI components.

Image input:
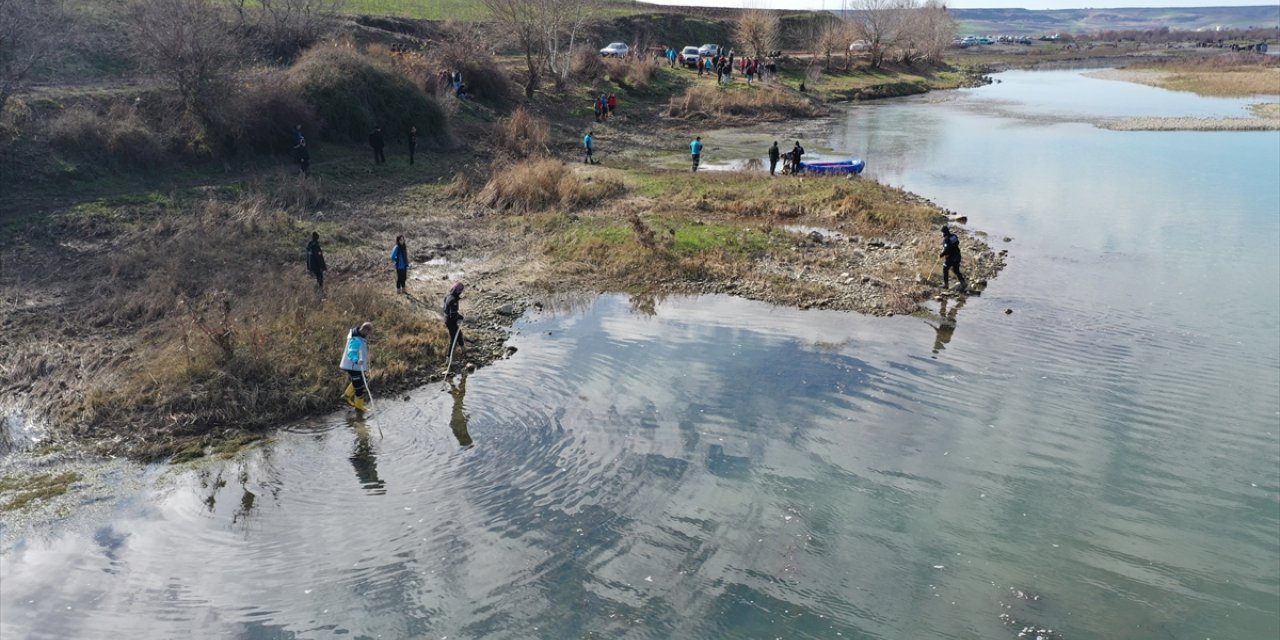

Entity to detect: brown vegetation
[668,84,825,121]
[604,56,658,90]
[476,159,623,212]
[494,106,551,158]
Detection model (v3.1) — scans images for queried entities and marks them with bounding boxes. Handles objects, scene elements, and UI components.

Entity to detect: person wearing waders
[443,282,465,359]
[391,235,409,293]
[407,125,418,165]
[583,130,594,164]
[767,141,780,176]
[369,127,386,164]
[339,323,373,411]
[940,225,968,293]
[307,231,327,291]
[690,136,703,172]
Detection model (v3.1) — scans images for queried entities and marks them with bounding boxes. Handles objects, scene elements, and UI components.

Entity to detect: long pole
[443,327,462,379]
[364,368,383,438]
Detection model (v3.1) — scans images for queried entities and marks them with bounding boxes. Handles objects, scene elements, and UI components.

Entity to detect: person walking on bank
[690,136,703,172]
[607,94,617,118]
[294,138,310,178]
[307,231,327,291]
[369,127,386,164]
[443,282,466,362]
[391,235,409,294]
[768,141,780,176]
[407,125,418,165]
[339,322,374,411]
[583,130,594,165]
[940,225,968,293]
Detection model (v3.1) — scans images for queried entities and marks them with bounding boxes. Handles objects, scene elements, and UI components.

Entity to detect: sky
[639,1,1279,10]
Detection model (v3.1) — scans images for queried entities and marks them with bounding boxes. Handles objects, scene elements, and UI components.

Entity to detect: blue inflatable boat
[799,159,865,176]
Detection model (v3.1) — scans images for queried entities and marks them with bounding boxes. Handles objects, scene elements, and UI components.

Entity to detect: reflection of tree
[348,416,386,494]
[449,374,474,448]
[628,293,662,317]
[929,296,966,354]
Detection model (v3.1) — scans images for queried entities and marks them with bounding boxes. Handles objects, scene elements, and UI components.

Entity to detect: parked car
[698,44,721,58]
[848,39,871,52]
[600,42,629,57]
[678,46,700,68]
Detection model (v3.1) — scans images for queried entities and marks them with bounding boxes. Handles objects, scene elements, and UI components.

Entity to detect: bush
[231,71,320,155]
[288,44,448,143]
[572,47,606,81]
[48,104,166,166]
[477,159,622,212]
[494,107,550,158]
[605,57,657,90]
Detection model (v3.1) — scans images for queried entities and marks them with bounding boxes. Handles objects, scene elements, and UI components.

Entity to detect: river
[2,70,1277,639]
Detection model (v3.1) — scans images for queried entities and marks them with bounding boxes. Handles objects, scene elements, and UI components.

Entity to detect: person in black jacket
[307,231,327,290]
[767,141,780,176]
[790,141,805,174]
[407,126,418,165]
[442,282,465,357]
[940,225,968,293]
[369,127,385,163]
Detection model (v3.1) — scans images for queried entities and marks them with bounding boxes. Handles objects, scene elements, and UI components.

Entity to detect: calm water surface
[2,70,1278,639]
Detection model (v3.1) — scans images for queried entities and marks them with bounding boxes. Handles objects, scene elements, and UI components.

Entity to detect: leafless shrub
[230,0,343,62]
[128,0,242,124]
[572,47,606,81]
[0,0,69,111]
[735,9,779,59]
[48,104,166,166]
[494,106,550,158]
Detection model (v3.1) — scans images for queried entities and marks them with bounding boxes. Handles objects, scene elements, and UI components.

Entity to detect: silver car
[600,42,629,57]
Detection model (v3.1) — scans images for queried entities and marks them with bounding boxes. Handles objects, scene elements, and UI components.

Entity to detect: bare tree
[915,0,955,64]
[0,0,67,111]
[846,0,911,68]
[483,0,543,97]
[541,0,589,90]
[734,8,779,60]
[231,0,343,61]
[129,0,241,122]
[818,19,847,71]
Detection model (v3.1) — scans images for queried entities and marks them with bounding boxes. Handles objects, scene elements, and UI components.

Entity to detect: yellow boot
[352,396,366,412]
[344,383,356,403]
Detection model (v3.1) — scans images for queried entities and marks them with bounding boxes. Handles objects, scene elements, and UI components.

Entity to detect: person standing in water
[940,225,968,293]
[443,282,465,357]
[767,141,780,176]
[690,136,703,172]
[306,231,327,291]
[339,322,373,411]
[391,235,409,294]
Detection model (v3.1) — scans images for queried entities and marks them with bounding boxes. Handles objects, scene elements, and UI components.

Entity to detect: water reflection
[928,295,966,355]
[448,374,474,448]
[347,415,385,494]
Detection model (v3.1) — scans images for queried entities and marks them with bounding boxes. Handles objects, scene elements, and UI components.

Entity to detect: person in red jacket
[607,94,618,118]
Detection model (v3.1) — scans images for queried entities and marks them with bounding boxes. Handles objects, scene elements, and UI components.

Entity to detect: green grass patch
[0,471,81,511]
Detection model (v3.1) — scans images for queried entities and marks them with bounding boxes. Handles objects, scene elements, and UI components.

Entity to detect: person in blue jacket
[339,322,374,411]
[690,136,703,172]
[583,130,594,164]
[391,235,409,293]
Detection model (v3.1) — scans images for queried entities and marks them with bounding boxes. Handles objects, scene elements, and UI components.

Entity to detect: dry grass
[476,160,623,212]
[47,104,165,166]
[667,84,825,121]
[494,107,551,158]
[1110,54,1280,97]
[604,57,658,90]
[43,185,450,458]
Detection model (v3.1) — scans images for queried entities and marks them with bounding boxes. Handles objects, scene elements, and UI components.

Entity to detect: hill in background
[942,6,1276,36]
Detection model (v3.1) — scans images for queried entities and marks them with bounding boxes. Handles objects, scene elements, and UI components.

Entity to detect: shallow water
[2,70,1278,639]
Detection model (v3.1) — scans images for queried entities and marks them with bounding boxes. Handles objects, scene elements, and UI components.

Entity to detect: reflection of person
[931,296,966,354]
[339,322,373,411]
[348,415,386,493]
[449,373,473,447]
